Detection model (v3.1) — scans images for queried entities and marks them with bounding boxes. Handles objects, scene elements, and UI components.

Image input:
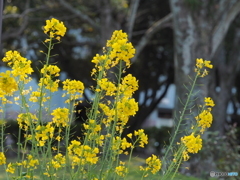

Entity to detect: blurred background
[0,0,240,179]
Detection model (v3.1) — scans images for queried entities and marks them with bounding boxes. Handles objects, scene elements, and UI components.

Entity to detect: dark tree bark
[170,0,240,137]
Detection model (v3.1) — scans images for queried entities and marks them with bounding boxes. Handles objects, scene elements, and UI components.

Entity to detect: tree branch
[132,13,172,63]
[3,5,46,20]
[58,0,100,31]
[127,0,140,40]
[211,1,240,59]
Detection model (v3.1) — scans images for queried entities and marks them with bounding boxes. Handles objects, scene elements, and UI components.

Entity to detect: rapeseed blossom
[107,30,135,68]
[68,140,99,167]
[181,133,202,154]
[195,109,213,133]
[140,154,161,175]
[62,79,84,103]
[134,129,148,148]
[17,113,38,131]
[0,152,6,165]
[49,153,66,170]
[195,58,213,77]
[51,107,70,127]
[0,71,18,96]
[120,74,139,97]
[204,97,215,107]
[115,161,128,177]
[41,65,60,77]
[21,155,39,169]
[44,18,67,42]
[35,122,54,146]
[2,51,33,81]
[97,78,117,96]
[6,163,15,174]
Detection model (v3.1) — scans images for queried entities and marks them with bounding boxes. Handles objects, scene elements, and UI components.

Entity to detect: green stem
[163,74,199,168]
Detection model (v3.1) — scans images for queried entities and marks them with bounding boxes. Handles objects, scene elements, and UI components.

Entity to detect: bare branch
[211,1,240,59]
[132,13,172,63]
[127,0,140,40]
[3,5,46,20]
[59,0,100,31]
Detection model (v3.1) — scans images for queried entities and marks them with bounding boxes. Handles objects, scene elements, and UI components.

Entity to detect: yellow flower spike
[195,58,213,77]
[204,97,215,107]
[181,133,202,154]
[0,71,18,95]
[51,107,70,127]
[195,109,213,132]
[44,18,67,41]
[0,152,6,165]
[140,155,162,174]
[6,163,15,174]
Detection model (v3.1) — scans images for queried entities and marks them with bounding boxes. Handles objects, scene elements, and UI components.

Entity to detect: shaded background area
[1,0,240,179]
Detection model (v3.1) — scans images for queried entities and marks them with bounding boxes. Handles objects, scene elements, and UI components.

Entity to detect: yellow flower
[68,140,99,166]
[182,150,190,161]
[140,154,161,174]
[134,129,148,148]
[195,109,213,133]
[0,71,18,96]
[50,153,66,170]
[0,152,6,165]
[181,133,202,154]
[23,155,39,169]
[51,107,70,127]
[62,79,84,103]
[35,122,54,146]
[195,58,213,77]
[107,30,135,68]
[115,161,128,177]
[2,51,33,81]
[41,65,60,77]
[44,18,67,41]
[117,97,138,126]
[29,91,41,102]
[17,113,38,131]
[120,74,139,97]
[39,77,60,93]
[6,163,15,174]
[97,78,117,96]
[204,97,215,107]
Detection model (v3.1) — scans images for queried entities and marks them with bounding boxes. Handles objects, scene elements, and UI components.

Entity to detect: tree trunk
[170,0,240,139]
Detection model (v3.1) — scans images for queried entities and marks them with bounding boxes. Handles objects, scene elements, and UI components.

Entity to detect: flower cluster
[51,107,70,127]
[120,74,138,98]
[21,155,39,169]
[68,140,99,168]
[17,113,38,131]
[35,122,54,146]
[133,129,148,148]
[181,133,202,154]
[91,30,135,76]
[2,50,33,81]
[140,154,162,176]
[115,161,128,177]
[195,58,213,77]
[0,152,6,165]
[181,133,202,161]
[196,97,215,133]
[106,30,135,68]
[97,78,117,96]
[112,136,132,155]
[0,71,18,97]
[62,79,84,103]
[43,18,67,42]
